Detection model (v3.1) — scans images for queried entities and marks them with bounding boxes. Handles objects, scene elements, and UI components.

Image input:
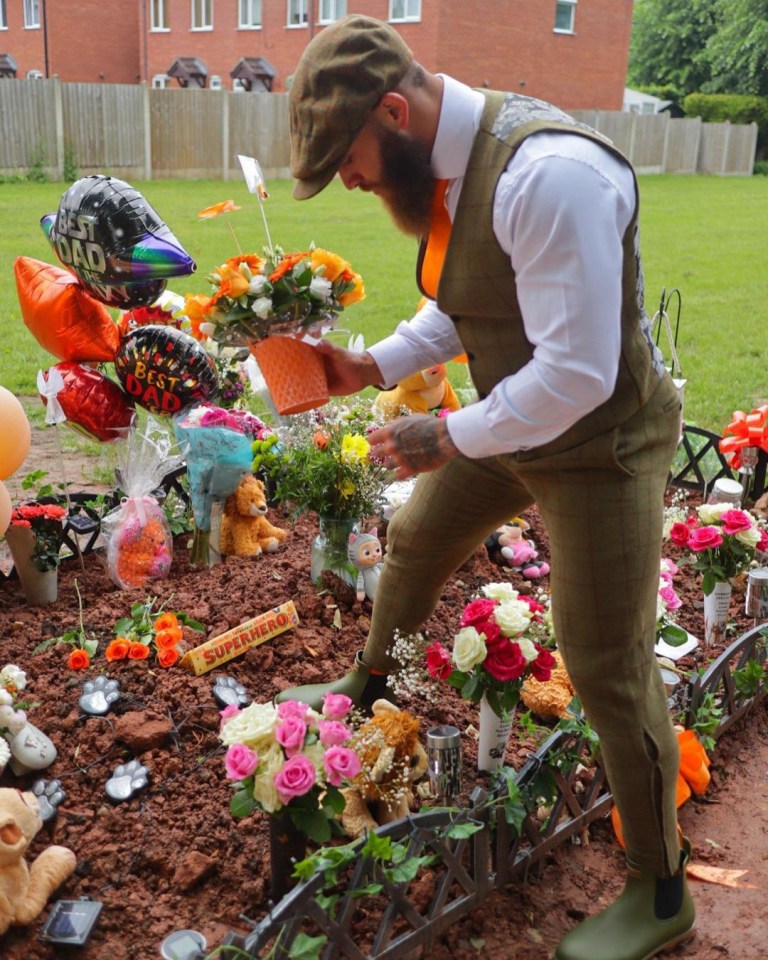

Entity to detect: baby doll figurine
[348,529,384,602]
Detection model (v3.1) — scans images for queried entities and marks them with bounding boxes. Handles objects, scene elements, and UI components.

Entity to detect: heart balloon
[14,257,119,363]
[114,325,219,417]
[39,363,136,442]
[40,175,196,291]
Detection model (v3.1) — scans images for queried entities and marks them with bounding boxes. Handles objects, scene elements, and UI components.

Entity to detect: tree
[704,0,768,96]
[627,0,718,96]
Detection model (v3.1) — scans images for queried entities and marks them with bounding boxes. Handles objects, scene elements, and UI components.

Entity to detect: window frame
[553,0,576,35]
[238,0,262,29]
[388,0,420,23]
[191,0,213,31]
[286,0,308,28]
[152,74,170,88]
[24,0,40,29]
[317,0,346,25]
[0,1,7,31]
[150,0,169,32]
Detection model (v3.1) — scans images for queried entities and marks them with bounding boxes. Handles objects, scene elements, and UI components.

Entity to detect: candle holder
[426,725,462,802]
[745,568,768,619]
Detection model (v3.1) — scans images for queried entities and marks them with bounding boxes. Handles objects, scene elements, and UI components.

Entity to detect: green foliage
[683,94,768,145]
[26,140,50,183]
[703,0,768,97]
[732,657,765,700]
[754,160,768,175]
[689,691,723,752]
[34,579,99,659]
[63,144,78,183]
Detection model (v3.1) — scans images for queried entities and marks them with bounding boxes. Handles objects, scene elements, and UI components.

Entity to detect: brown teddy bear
[340,699,428,839]
[373,365,461,421]
[520,649,576,719]
[0,787,76,934]
[219,474,287,558]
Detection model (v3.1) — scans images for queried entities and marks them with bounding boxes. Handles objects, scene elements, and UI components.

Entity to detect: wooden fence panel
[630,113,669,174]
[229,92,291,182]
[62,82,146,178]
[150,88,229,179]
[0,78,58,174]
[664,117,701,174]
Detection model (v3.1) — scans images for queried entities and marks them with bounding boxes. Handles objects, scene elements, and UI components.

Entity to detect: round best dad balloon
[114,325,219,416]
[0,386,32,480]
[40,175,196,291]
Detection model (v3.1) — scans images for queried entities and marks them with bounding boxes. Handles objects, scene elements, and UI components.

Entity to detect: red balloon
[39,363,136,442]
[15,257,119,363]
[114,325,219,416]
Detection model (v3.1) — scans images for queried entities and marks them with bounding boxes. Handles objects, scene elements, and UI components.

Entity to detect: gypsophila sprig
[386,631,441,704]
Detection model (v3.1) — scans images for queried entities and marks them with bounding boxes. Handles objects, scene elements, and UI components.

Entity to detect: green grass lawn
[1,174,766,434]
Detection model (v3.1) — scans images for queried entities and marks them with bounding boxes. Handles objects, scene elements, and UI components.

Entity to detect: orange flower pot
[249,337,328,416]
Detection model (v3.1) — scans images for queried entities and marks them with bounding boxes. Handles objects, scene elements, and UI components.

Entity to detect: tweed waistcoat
[417,90,666,457]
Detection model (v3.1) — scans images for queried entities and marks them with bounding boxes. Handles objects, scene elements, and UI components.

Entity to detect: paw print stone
[32,778,66,823]
[79,676,121,716]
[212,675,250,709]
[105,759,149,802]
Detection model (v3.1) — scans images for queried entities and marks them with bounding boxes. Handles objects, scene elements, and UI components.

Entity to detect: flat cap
[290,15,413,200]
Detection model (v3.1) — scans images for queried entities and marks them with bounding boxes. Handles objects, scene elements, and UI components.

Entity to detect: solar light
[39,898,103,945]
[160,928,207,959]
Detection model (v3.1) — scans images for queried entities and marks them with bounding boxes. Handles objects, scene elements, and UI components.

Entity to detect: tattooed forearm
[367,415,460,480]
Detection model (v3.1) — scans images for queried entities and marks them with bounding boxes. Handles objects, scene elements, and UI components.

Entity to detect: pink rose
[758,531,768,552]
[323,746,361,787]
[659,585,682,611]
[277,700,311,722]
[669,522,692,546]
[660,558,679,577]
[322,692,353,720]
[275,717,307,756]
[484,640,527,682]
[274,755,317,803]
[518,595,545,616]
[688,526,723,552]
[720,509,753,535]
[224,743,259,781]
[529,645,556,682]
[318,720,351,747]
[425,642,452,680]
[461,598,498,627]
[219,704,241,729]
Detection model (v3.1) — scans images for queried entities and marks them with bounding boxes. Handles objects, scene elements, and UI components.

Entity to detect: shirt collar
[431,75,485,180]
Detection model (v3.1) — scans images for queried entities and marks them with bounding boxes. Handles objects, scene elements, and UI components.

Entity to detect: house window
[191,0,212,30]
[554,0,576,33]
[239,0,261,28]
[232,77,248,92]
[389,0,419,22]
[152,74,169,88]
[24,0,40,28]
[210,74,222,89]
[0,1,7,30]
[150,0,169,31]
[287,0,307,27]
[318,0,346,24]
[26,68,43,78]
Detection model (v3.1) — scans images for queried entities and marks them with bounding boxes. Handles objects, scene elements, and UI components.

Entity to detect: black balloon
[76,276,168,310]
[114,325,219,417]
[40,176,196,294]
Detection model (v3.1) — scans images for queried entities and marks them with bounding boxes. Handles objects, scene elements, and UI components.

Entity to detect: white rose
[199,322,216,338]
[309,276,332,301]
[220,701,278,752]
[0,665,26,691]
[482,582,519,602]
[252,742,283,813]
[452,627,487,673]
[248,274,268,296]
[697,502,732,524]
[251,296,273,319]
[0,690,11,707]
[656,594,666,624]
[517,638,539,664]
[494,599,533,637]
[303,741,326,775]
[734,525,761,548]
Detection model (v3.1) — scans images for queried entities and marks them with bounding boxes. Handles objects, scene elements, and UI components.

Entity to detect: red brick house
[0,0,632,110]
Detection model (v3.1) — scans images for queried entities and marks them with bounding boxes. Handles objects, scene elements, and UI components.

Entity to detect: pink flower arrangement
[9,502,67,572]
[666,501,768,595]
[219,693,361,842]
[656,558,689,647]
[426,582,556,719]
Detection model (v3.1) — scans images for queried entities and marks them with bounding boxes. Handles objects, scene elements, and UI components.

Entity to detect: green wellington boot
[555,839,695,960]
[274,651,396,712]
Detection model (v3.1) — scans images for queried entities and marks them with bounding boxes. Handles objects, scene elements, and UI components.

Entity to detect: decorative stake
[237,154,273,256]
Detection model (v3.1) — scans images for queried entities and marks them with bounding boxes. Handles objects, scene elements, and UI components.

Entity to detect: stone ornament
[212,676,250,709]
[79,676,121,716]
[105,760,149,802]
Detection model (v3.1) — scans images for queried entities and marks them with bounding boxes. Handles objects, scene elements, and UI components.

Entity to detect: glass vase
[310,516,359,587]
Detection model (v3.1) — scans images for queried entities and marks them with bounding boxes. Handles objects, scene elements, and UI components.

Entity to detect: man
[280,14,692,960]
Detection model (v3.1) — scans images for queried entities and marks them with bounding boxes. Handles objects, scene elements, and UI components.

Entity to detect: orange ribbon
[611,729,711,849]
[719,405,768,469]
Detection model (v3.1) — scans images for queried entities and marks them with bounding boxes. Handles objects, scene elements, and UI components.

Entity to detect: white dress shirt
[366,75,638,458]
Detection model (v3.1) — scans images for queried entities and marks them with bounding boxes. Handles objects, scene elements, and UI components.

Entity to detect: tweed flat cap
[290,15,413,200]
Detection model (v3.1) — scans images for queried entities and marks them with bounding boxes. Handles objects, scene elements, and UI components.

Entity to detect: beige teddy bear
[373,366,461,421]
[219,474,287,558]
[340,699,428,839]
[0,787,77,934]
[520,649,576,719]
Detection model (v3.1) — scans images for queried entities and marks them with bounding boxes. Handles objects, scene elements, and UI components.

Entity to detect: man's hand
[367,415,460,480]
[313,340,384,396]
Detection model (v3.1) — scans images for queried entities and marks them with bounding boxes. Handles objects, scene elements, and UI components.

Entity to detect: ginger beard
[368,122,435,238]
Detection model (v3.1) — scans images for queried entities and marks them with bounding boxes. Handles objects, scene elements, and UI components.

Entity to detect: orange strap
[419,179,452,300]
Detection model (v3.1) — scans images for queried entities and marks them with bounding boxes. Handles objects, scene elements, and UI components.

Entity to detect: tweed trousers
[364,374,683,877]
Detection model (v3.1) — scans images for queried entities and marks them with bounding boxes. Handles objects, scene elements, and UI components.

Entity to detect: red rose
[518,596,545,616]
[484,640,526,682]
[461,598,498,627]
[688,526,723,552]
[530,645,557,682]
[474,619,502,648]
[425,642,452,680]
[758,531,768,552]
[669,522,691,546]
